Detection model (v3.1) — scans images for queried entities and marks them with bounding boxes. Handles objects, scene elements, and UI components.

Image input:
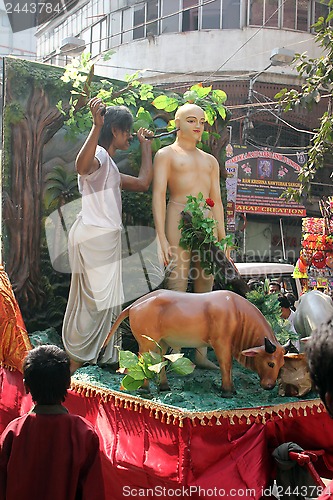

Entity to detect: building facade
[37,0,328,76]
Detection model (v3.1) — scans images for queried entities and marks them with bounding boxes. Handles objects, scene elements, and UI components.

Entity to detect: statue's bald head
[174,103,206,140]
[175,103,205,121]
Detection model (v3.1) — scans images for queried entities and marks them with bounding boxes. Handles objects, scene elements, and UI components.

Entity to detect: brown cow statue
[101,289,285,397]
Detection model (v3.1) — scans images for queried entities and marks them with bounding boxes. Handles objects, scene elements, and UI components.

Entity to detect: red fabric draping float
[5,373,330,500]
[1,267,333,499]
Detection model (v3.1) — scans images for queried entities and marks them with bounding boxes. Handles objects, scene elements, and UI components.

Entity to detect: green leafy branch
[275,7,333,201]
[179,192,232,276]
[246,280,298,344]
[56,54,230,167]
[152,83,228,125]
[57,54,157,138]
[118,335,195,392]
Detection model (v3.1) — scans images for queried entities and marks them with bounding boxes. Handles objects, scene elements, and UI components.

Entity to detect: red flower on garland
[205,198,215,208]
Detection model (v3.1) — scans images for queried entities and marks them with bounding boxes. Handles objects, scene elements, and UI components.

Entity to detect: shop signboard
[225,163,238,232]
[225,145,306,224]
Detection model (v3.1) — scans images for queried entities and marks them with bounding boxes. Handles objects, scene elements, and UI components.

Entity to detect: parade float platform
[2,360,333,499]
[1,267,333,500]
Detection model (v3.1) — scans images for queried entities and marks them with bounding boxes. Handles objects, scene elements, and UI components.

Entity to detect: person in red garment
[306,318,333,499]
[0,345,105,500]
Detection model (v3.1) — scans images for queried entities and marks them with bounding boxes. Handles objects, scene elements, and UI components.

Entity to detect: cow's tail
[99,305,131,359]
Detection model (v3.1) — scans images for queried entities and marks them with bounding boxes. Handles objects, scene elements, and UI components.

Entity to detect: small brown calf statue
[102,289,285,397]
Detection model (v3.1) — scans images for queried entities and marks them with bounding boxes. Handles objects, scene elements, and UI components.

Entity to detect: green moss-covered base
[72,360,317,413]
[29,330,317,412]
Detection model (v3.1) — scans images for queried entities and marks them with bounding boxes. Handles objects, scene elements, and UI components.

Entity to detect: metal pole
[243,213,246,259]
[279,218,286,261]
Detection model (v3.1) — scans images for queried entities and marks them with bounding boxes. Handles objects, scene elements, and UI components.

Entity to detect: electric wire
[251,90,315,136]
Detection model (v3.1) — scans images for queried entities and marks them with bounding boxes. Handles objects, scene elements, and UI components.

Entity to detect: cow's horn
[265,337,276,354]
[283,339,299,354]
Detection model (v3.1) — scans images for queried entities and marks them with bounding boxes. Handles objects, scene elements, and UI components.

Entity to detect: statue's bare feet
[138,380,150,394]
[70,358,83,375]
[159,382,171,392]
[221,388,237,398]
[194,347,219,370]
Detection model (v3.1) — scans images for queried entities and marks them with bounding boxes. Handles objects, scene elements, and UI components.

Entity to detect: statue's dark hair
[23,345,71,405]
[98,105,133,150]
[278,295,290,309]
[285,292,296,310]
[306,319,333,407]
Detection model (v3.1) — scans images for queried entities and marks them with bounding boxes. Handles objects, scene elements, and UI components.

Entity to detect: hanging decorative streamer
[70,379,324,428]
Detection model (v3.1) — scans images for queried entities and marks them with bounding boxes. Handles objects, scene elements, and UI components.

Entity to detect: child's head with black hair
[98,105,134,150]
[23,345,71,405]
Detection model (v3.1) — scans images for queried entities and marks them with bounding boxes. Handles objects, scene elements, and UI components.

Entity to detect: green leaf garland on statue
[178,192,232,276]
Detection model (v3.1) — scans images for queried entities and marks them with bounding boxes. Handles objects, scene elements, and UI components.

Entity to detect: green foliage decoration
[178,192,233,276]
[118,335,195,392]
[23,236,71,334]
[122,190,153,226]
[44,165,80,211]
[6,58,71,105]
[58,55,229,151]
[57,54,230,232]
[2,102,25,187]
[246,280,299,344]
[2,57,75,207]
[4,102,25,125]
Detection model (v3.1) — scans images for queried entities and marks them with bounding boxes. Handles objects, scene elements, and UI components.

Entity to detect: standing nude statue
[152,103,227,368]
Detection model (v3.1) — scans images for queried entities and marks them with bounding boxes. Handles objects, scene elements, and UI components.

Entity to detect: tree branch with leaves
[276,5,333,201]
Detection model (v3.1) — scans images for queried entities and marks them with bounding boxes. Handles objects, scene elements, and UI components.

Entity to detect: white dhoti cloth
[62,217,123,365]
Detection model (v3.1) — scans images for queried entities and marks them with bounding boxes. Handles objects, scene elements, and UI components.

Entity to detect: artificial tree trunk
[3,83,65,310]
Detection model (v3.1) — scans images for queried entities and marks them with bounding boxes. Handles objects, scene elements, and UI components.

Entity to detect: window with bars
[313,0,330,28]
[134,3,145,38]
[222,0,241,28]
[249,0,330,30]
[109,11,122,47]
[202,0,221,28]
[91,22,101,57]
[147,0,159,35]
[122,8,132,42]
[265,0,279,27]
[182,0,199,31]
[161,0,180,34]
[133,0,158,39]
